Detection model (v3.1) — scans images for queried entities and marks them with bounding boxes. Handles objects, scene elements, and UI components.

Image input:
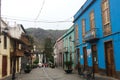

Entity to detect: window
[75,25,79,40]
[4,35,7,49]
[65,38,68,48]
[19,44,21,50]
[69,36,72,52]
[90,10,95,29]
[102,0,111,36]
[82,19,86,37]
[69,36,72,46]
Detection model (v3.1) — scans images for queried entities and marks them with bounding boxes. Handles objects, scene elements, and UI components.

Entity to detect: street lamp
[12,39,17,80]
[0,0,1,36]
[4,27,9,33]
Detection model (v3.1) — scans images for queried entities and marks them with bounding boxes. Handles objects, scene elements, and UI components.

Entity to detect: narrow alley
[1,0,120,80]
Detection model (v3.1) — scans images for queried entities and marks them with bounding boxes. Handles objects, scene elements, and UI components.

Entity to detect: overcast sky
[1,0,86,30]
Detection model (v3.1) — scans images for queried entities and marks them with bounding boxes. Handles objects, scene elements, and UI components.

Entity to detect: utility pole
[0,0,1,37]
[12,40,16,80]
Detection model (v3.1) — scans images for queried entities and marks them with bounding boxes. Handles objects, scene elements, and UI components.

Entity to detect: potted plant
[64,61,73,73]
[24,64,31,73]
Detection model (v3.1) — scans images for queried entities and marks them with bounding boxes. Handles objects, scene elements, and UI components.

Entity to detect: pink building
[53,37,63,67]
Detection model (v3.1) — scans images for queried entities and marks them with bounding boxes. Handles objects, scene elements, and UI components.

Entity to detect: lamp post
[0,0,1,35]
[12,39,16,80]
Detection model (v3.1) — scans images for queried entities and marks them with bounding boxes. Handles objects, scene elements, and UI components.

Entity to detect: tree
[44,37,54,63]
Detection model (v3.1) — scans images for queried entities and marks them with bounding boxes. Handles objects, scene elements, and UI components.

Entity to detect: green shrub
[64,61,73,70]
[33,58,39,64]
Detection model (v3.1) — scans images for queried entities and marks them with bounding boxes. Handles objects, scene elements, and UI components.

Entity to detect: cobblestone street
[13,67,84,80]
[4,67,118,80]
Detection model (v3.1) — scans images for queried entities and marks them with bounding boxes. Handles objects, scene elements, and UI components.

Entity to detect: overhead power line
[2,17,73,23]
[35,0,45,21]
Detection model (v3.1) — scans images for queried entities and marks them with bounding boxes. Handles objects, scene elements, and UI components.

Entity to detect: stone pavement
[3,67,118,80]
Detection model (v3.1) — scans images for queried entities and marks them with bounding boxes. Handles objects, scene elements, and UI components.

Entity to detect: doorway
[91,44,98,73]
[83,47,87,70]
[77,48,80,65]
[2,56,7,77]
[104,41,115,77]
[17,58,19,72]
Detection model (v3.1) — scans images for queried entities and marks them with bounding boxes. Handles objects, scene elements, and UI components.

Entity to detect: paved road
[5,67,118,80]
[16,67,84,80]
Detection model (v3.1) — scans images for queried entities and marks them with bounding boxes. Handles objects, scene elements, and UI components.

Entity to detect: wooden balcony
[20,35,30,46]
[10,49,24,57]
[83,28,99,42]
[16,49,24,57]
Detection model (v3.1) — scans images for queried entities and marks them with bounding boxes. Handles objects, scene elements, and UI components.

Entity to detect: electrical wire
[2,16,73,23]
[35,0,45,21]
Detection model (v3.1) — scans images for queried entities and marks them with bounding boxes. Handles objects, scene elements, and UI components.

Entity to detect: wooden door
[105,41,115,77]
[17,58,19,72]
[91,44,98,73]
[76,48,80,69]
[63,54,64,68]
[2,56,7,77]
[83,47,87,70]
[77,48,80,65]
[10,57,13,74]
[60,53,62,66]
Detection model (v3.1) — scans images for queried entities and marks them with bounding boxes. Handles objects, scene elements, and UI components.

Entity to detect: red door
[2,56,7,77]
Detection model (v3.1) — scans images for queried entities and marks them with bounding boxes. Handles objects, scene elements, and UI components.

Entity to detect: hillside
[26,28,67,49]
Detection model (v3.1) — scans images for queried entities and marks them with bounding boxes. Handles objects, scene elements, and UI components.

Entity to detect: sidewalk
[71,68,118,80]
[58,67,118,80]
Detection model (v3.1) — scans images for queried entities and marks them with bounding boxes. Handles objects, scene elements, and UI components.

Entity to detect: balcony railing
[20,35,30,45]
[83,28,99,42]
[63,47,68,53]
[16,49,24,57]
[10,49,24,57]
[75,39,79,46]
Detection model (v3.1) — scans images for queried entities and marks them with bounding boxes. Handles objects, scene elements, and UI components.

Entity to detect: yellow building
[0,20,30,79]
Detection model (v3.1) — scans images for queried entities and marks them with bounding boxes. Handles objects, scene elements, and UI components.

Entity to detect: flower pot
[64,69,72,74]
[24,69,31,73]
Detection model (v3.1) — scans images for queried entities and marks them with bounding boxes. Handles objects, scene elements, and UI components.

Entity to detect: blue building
[73,0,120,78]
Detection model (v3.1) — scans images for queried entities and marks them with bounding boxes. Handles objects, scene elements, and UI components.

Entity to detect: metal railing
[83,28,99,42]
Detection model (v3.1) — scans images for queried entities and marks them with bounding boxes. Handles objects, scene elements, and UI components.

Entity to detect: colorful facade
[53,37,63,67]
[62,25,75,69]
[0,20,31,79]
[0,20,11,79]
[74,0,120,78]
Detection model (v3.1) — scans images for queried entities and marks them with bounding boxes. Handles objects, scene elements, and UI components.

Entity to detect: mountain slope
[26,28,67,49]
